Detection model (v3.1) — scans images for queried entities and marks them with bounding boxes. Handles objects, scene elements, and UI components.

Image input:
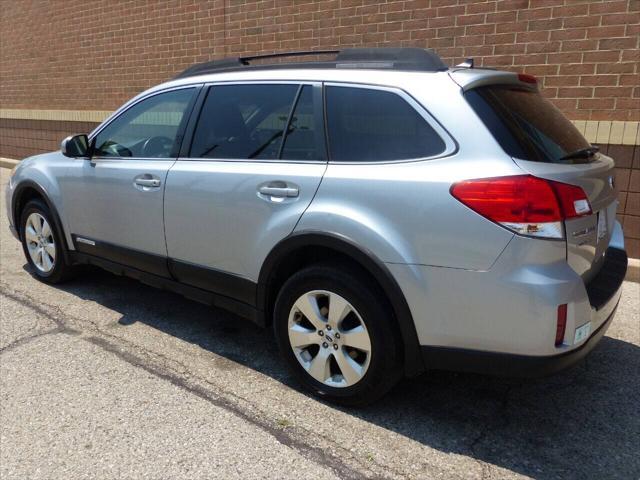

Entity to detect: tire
[19,199,75,284]
[273,263,402,406]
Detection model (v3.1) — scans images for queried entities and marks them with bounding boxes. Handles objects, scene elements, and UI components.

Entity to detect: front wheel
[20,199,75,284]
[273,264,402,406]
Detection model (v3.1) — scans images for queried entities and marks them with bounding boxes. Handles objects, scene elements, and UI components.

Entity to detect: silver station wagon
[6,48,627,405]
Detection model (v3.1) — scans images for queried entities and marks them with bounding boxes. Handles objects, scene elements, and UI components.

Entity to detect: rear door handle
[258,186,299,198]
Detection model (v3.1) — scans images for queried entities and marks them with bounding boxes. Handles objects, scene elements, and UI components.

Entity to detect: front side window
[93,88,195,158]
[325,86,446,162]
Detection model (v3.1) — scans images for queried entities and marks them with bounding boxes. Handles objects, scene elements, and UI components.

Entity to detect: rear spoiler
[449,68,539,92]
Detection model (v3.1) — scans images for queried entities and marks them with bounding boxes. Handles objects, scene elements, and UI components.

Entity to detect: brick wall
[1,0,638,118]
[0,0,638,255]
[0,119,99,160]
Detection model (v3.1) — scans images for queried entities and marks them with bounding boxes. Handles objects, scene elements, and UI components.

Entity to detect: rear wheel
[274,264,402,406]
[20,199,74,284]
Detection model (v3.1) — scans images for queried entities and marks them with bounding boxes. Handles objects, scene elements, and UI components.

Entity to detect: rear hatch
[458,73,618,283]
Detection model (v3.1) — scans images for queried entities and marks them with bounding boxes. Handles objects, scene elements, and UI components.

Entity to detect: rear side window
[281,86,322,161]
[325,86,446,162]
[190,84,324,161]
[466,86,593,164]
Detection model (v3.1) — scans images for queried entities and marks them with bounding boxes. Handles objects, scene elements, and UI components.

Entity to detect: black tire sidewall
[274,264,401,405]
[20,199,68,283]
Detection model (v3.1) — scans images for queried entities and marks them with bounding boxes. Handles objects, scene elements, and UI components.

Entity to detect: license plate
[574,322,591,344]
[597,210,607,241]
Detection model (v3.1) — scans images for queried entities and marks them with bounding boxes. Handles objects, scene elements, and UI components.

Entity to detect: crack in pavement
[468,385,514,480]
[0,284,393,480]
[0,326,65,354]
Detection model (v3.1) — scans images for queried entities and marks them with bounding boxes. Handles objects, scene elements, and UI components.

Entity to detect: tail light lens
[556,304,567,346]
[450,175,592,239]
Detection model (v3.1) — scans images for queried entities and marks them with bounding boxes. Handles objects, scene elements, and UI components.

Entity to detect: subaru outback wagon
[6,48,627,405]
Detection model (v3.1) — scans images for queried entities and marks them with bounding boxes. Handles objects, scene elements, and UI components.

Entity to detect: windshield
[466,86,594,164]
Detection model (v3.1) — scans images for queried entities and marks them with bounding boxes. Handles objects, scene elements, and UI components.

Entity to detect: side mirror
[61,134,89,158]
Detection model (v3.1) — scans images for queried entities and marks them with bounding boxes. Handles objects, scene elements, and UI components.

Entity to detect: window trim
[323,82,457,164]
[87,84,202,162]
[182,80,328,164]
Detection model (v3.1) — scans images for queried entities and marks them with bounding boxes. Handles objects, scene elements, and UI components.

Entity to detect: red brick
[466,2,497,15]
[595,87,635,98]
[496,21,527,33]
[456,13,487,26]
[558,87,594,98]
[516,30,549,43]
[589,1,629,15]
[496,0,528,12]
[578,98,616,110]
[581,75,619,87]
[561,39,598,52]
[494,43,526,55]
[599,37,638,50]
[583,50,621,63]
[544,75,579,87]
[559,63,595,75]
[563,15,600,28]
[526,41,560,54]
[465,23,496,35]
[620,74,640,86]
[552,4,589,18]
[517,8,551,21]
[550,29,586,41]
[522,64,559,76]
[596,62,636,74]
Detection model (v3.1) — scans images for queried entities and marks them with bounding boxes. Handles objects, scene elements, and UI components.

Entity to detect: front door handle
[134,177,161,188]
[258,186,299,198]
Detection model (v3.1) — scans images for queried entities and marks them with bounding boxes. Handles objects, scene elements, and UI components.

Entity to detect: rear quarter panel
[297,74,522,270]
[297,156,517,270]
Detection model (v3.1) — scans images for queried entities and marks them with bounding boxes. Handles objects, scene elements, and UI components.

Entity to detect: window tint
[466,86,593,164]
[281,86,322,161]
[325,86,446,162]
[191,84,298,159]
[94,88,195,158]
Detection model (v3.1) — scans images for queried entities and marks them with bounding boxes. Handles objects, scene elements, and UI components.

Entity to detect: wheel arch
[12,180,72,263]
[258,231,425,376]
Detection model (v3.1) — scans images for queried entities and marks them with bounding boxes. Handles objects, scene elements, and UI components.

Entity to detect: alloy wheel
[24,212,56,273]
[287,290,372,388]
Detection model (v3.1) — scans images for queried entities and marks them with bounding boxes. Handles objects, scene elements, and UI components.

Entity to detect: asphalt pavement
[1,167,639,479]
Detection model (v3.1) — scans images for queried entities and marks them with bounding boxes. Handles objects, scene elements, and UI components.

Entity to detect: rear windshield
[466,86,593,164]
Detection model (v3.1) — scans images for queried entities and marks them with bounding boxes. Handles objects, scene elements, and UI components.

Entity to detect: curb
[0,157,639,282]
[0,157,20,170]
[627,258,640,283]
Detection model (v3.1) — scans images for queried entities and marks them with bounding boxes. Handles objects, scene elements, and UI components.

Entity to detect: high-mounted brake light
[518,73,538,84]
[450,175,592,239]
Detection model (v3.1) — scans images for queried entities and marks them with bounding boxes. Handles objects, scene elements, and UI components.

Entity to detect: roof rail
[174,48,448,79]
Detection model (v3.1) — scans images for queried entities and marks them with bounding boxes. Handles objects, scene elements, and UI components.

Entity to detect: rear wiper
[559,146,599,161]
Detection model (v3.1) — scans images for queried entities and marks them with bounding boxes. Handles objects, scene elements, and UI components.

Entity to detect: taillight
[450,175,592,239]
[556,304,567,346]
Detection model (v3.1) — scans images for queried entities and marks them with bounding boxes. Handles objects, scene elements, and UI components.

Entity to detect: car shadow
[38,265,640,479]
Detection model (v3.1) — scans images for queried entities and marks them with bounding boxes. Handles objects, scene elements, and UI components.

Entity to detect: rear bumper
[421,298,618,377]
[388,225,627,376]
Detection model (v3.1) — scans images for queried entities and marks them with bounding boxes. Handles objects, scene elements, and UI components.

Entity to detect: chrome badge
[608,176,615,189]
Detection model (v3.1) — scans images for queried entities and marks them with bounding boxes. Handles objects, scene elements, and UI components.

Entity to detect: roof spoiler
[449,69,539,92]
